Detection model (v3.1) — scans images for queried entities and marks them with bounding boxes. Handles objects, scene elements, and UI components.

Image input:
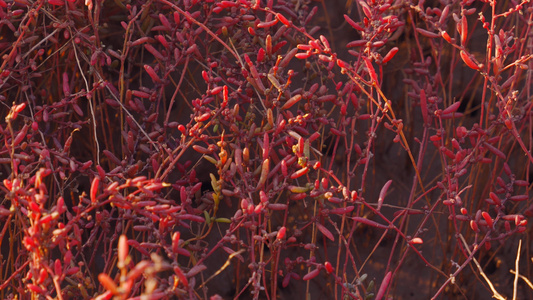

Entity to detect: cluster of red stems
[0,0,532,299]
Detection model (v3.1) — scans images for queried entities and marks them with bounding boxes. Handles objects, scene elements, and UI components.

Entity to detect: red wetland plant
[0,0,532,299]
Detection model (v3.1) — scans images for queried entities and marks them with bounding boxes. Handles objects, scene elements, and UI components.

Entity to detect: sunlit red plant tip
[118,235,129,267]
[277,226,286,240]
[344,14,364,31]
[48,0,64,5]
[382,47,398,63]
[441,31,452,42]
[324,261,334,274]
[276,13,291,26]
[410,237,423,244]
[1,1,531,299]
[481,212,494,228]
[98,273,118,294]
[90,176,100,203]
[144,64,162,83]
[459,50,480,70]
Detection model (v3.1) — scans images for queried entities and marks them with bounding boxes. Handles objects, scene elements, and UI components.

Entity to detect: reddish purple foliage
[0,0,532,299]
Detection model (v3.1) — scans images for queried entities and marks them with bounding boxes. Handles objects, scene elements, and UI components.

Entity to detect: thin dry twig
[459,235,506,300]
[509,270,533,291]
[198,249,246,289]
[71,40,100,165]
[512,240,522,300]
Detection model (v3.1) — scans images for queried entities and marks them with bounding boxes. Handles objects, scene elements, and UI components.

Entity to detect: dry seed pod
[441,101,461,115]
[257,159,270,189]
[302,268,320,281]
[377,180,392,211]
[352,217,388,229]
[316,223,334,241]
[265,34,272,55]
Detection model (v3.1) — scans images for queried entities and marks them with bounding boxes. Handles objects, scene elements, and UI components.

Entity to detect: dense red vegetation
[1,0,532,299]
